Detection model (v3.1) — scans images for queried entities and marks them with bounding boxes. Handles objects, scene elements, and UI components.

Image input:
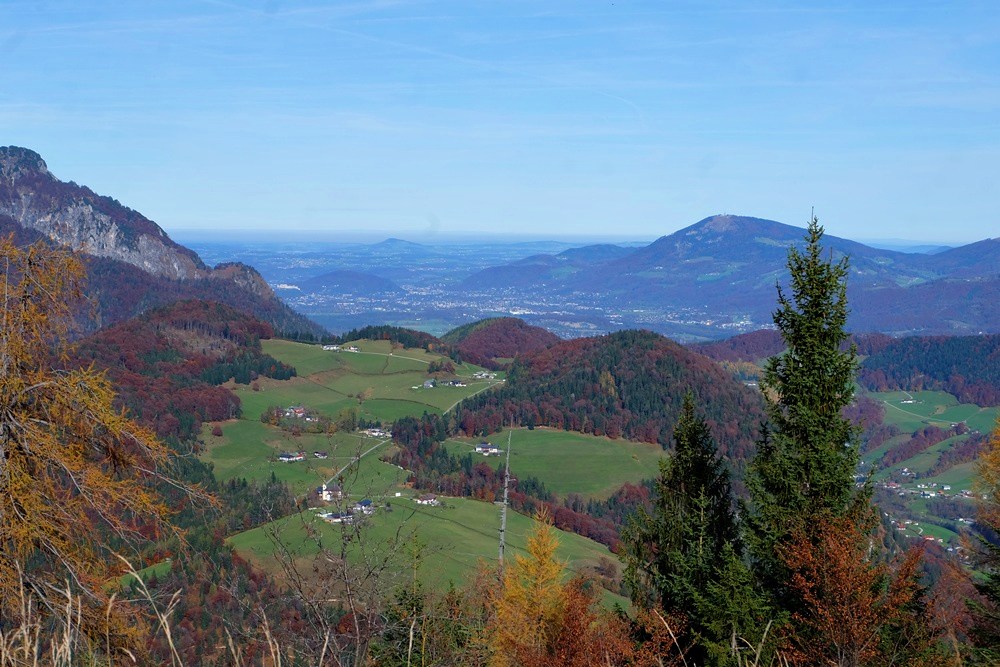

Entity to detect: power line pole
[498,427,513,572]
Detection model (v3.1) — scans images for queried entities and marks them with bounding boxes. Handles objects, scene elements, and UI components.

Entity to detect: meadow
[227,479,625,605]
[871,390,998,434]
[202,339,503,494]
[443,428,666,500]
[862,389,998,547]
[253,339,502,423]
[206,339,626,606]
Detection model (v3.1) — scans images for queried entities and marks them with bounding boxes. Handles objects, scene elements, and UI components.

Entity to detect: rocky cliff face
[0,146,326,337]
[0,146,206,279]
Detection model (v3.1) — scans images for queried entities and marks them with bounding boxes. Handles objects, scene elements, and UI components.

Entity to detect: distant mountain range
[458,215,1000,337]
[0,146,325,337]
[5,145,997,341]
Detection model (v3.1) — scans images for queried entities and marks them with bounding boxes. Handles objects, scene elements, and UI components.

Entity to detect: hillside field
[444,428,666,500]
[862,389,999,548]
[201,339,504,494]
[227,479,625,605]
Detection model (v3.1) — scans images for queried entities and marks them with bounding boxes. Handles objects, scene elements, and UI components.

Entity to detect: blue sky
[2,1,998,243]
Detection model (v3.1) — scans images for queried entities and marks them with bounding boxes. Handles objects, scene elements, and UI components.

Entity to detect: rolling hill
[442,317,561,367]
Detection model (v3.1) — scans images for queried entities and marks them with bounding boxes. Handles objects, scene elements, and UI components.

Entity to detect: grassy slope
[211,339,626,605]
[862,389,999,546]
[444,428,665,500]
[202,339,502,493]
[228,482,623,602]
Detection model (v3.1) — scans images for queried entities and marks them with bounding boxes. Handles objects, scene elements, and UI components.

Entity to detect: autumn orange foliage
[779,511,944,667]
[487,513,683,667]
[0,238,178,651]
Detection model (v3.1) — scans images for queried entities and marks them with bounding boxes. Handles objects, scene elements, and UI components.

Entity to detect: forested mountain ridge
[0,146,325,337]
[695,328,1000,408]
[859,334,1000,406]
[455,329,765,464]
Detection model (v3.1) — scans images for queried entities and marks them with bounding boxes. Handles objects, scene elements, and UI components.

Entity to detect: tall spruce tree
[621,394,742,663]
[745,215,861,597]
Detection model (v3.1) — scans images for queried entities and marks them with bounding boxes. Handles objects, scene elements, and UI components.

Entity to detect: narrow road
[325,437,391,487]
[444,380,502,414]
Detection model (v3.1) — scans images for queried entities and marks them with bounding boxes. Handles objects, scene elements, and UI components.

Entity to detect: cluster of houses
[881,479,971,499]
[282,405,319,423]
[320,344,360,352]
[416,378,471,390]
[316,498,376,525]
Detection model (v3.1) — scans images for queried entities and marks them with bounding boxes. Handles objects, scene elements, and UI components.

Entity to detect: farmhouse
[319,511,354,525]
[347,345,360,352]
[422,380,435,389]
[277,451,306,463]
[314,451,329,459]
[316,483,342,502]
[475,442,501,456]
[415,494,440,506]
[284,406,307,419]
[354,499,375,515]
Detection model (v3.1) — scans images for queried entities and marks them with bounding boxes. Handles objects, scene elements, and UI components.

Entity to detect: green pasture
[234,380,356,420]
[228,492,623,604]
[249,339,501,424]
[359,398,442,422]
[261,339,346,376]
[444,428,665,500]
[868,390,997,432]
[894,434,968,476]
[201,419,392,495]
[921,462,978,491]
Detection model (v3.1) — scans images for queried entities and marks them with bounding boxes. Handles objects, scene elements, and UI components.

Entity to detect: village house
[315,483,342,502]
[475,442,501,456]
[353,499,375,515]
[283,406,307,419]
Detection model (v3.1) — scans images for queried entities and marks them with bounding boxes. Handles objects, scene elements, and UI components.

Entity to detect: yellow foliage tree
[490,514,566,666]
[487,513,643,667]
[0,238,175,650]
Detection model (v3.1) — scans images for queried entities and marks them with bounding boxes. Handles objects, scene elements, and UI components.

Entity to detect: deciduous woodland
[2,220,1000,666]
